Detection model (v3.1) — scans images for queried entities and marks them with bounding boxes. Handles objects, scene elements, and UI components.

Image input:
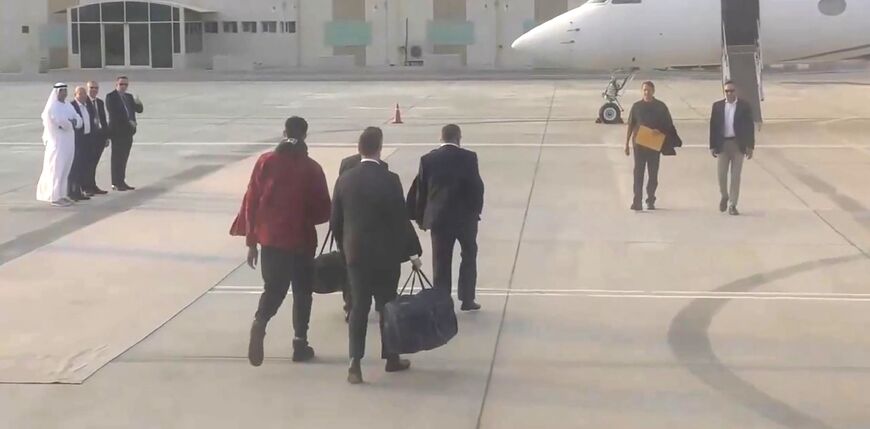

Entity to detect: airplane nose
[511,32,534,52]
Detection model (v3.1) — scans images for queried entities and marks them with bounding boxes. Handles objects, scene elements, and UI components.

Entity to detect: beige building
[0,0,589,72]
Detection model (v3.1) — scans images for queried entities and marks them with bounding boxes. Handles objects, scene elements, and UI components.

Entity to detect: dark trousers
[84,136,107,190]
[633,145,661,205]
[111,134,133,186]
[431,222,479,303]
[255,246,314,340]
[68,134,92,196]
[347,264,400,360]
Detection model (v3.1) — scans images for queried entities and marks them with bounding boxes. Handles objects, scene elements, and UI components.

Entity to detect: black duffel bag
[383,270,458,354]
[312,229,346,294]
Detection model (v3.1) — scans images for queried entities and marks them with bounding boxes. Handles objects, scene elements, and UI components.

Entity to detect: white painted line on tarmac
[0,122,37,131]
[2,142,870,149]
[209,286,870,302]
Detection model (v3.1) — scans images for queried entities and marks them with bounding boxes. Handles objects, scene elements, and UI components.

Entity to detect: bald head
[74,86,87,103]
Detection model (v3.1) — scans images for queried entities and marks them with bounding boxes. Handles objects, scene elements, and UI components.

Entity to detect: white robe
[36,99,81,203]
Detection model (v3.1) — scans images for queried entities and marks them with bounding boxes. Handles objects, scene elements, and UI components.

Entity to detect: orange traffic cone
[391,104,404,124]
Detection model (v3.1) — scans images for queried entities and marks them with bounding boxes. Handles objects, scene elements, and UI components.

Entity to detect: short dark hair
[284,116,308,140]
[358,127,383,157]
[442,124,461,144]
[116,76,128,82]
[723,80,736,87]
[642,81,655,90]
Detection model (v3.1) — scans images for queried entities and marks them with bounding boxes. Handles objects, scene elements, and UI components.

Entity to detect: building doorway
[70,1,200,69]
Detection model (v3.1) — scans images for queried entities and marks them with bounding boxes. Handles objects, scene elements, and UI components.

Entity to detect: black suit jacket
[70,101,94,140]
[331,162,422,269]
[87,97,109,141]
[710,99,755,153]
[339,154,388,175]
[106,90,144,138]
[415,145,484,231]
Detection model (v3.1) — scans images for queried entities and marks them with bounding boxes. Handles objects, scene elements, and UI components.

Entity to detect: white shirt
[89,96,102,130]
[360,158,380,164]
[441,143,460,148]
[75,99,91,135]
[723,100,737,138]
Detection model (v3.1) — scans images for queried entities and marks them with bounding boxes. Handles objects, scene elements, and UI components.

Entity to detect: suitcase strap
[399,269,433,295]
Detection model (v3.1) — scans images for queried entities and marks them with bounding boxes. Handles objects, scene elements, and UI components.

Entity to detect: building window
[185,22,203,53]
[204,21,218,33]
[71,24,79,53]
[21,26,30,34]
[242,21,257,33]
[261,21,277,33]
[286,21,296,34]
[101,2,124,22]
[173,22,181,53]
[223,21,238,33]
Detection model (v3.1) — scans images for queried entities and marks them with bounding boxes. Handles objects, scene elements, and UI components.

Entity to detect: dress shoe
[630,203,642,211]
[647,202,656,211]
[90,187,108,195]
[385,357,411,373]
[728,206,740,216]
[248,319,266,367]
[719,197,729,213]
[69,193,90,201]
[112,185,127,191]
[292,338,315,362]
[124,184,136,190]
[461,301,482,311]
[51,200,73,207]
[348,359,363,384]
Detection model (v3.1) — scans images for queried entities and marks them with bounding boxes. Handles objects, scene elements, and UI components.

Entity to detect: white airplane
[511,0,870,123]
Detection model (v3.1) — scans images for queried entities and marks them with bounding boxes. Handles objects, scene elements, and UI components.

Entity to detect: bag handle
[318,228,336,256]
[399,269,432,295]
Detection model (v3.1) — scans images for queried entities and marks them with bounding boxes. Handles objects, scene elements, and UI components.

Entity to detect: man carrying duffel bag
[330,127,423,384]
[383,270,458,355]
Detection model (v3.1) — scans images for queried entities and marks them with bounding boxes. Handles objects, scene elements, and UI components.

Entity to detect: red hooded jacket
[230,140,331,256]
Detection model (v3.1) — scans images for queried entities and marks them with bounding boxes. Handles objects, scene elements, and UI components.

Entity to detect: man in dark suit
[69,86,95,201]
[414,124,484,311]
[84,81,109,195]
[331,126,423,384]
[710,80,755,216]
[336,154,389,321]
[106,76,143,191]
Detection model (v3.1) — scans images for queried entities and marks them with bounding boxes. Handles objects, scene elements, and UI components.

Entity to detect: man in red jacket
[232,116,331,366]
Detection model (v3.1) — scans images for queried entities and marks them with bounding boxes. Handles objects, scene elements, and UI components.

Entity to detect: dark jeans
[255,246,314,340]
[111,134,133,186]
[633,145,661,205]
[431,222,479,303]
[347,264,400,360]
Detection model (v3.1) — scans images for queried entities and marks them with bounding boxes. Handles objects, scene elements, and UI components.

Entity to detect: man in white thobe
[36,83,82,207]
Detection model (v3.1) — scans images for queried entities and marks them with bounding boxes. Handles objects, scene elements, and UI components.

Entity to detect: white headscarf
[41,83,70,144]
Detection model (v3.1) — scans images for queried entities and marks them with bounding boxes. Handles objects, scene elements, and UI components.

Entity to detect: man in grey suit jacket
[710,80,756,216]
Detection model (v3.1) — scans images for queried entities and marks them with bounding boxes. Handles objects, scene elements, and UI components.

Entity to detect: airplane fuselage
[512,0,870,70]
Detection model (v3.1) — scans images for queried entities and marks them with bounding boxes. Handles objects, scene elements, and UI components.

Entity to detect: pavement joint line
[756,153,870,259]
[0,122,37,131]
[474,85,556,429]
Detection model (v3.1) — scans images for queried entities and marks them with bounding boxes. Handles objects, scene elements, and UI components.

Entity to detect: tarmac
[1,72,870,428]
